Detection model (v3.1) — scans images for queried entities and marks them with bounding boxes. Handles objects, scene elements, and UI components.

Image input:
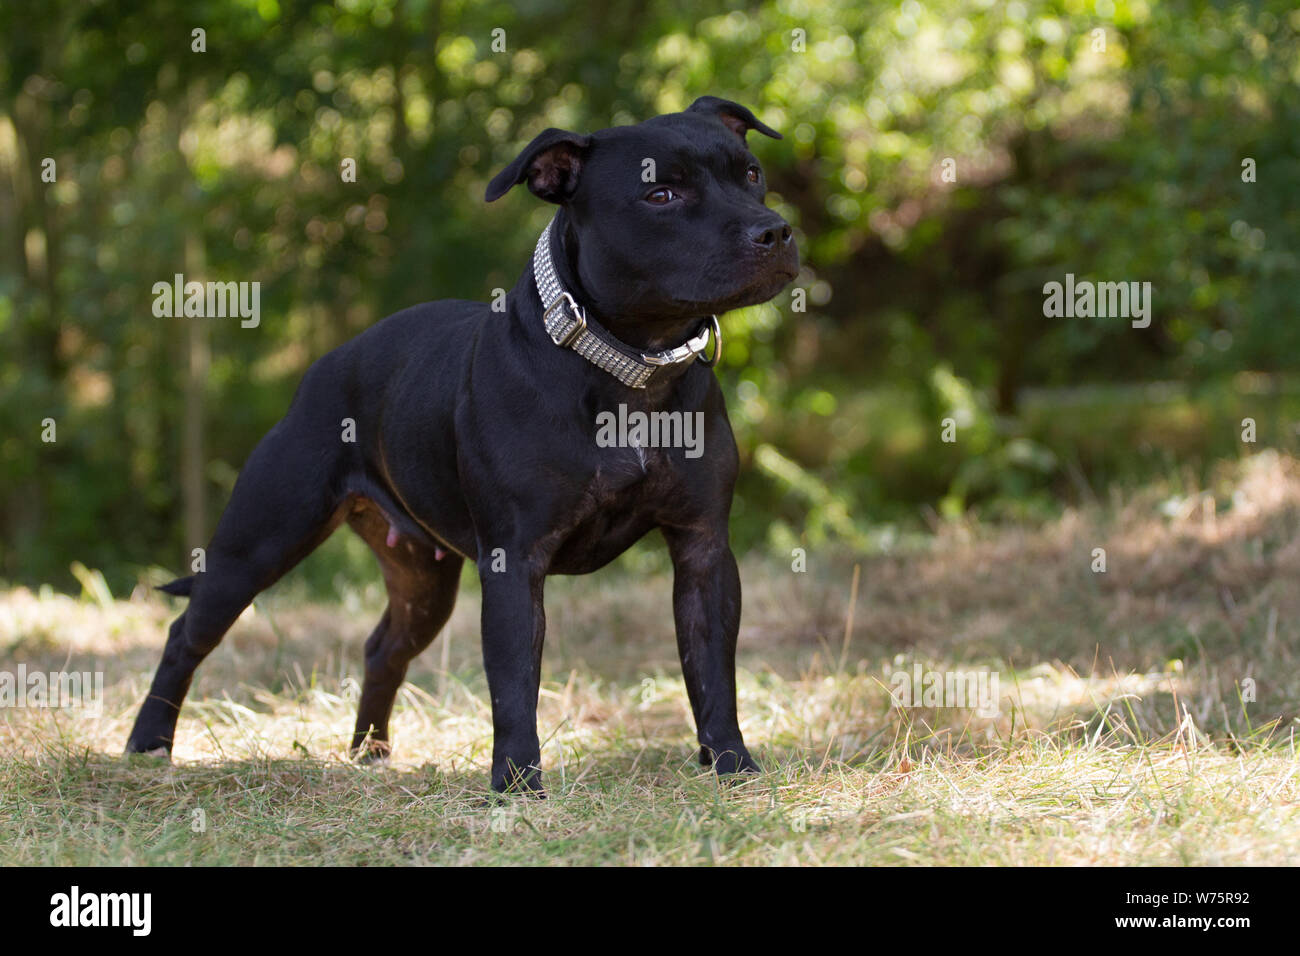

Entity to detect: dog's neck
[549,208,711,353]
[523,209,718,391]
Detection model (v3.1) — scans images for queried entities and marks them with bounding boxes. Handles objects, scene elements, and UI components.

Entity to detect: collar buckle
[542,290,587,347]
[641,315,721,368]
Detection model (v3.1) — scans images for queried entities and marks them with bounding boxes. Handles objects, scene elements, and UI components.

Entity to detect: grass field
[2,451,1298,865]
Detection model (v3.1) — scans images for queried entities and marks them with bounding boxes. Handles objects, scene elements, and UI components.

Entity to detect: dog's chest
[547,445,674,573]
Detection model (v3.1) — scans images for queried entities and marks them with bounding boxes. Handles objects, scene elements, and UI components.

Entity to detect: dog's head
[486,96,798,332]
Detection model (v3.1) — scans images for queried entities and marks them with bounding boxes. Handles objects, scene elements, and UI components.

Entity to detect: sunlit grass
[1,452,1297,865]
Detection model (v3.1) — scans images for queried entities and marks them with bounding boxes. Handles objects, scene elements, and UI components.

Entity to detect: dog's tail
[157,575,195,598]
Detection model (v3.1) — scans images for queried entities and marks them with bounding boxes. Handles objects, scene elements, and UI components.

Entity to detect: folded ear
[686,96,782,142]
[485,128,593,203]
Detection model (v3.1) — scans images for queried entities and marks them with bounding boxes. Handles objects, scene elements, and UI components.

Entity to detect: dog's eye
[644,187,678,205]
[746,166,761,185]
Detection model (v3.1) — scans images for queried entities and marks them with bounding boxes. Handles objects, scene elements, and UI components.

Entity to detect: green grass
[1,451,1298,865]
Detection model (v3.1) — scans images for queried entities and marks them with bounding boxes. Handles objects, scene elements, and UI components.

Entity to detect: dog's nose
[746,219,793,251]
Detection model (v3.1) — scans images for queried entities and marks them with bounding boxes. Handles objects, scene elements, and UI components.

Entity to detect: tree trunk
[181,213,208,557]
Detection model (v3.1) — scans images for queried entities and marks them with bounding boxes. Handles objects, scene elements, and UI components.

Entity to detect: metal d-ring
[697,315,722,367]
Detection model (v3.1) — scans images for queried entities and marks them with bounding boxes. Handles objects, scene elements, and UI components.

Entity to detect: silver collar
[531,216,720,389]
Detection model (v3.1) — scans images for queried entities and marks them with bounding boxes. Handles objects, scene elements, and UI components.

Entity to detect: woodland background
[2,0,1297,594]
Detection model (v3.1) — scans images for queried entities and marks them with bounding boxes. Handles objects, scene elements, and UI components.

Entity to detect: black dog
[126,96,798,793]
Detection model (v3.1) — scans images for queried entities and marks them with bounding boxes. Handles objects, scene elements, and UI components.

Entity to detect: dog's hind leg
[126,422,347,757]
[347,504,463,761]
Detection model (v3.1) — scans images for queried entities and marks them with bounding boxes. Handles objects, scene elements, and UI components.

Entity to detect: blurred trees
[1,0,1297,591]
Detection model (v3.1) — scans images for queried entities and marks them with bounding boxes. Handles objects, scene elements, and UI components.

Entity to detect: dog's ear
[686,96,782,142]
[485,128,593,203]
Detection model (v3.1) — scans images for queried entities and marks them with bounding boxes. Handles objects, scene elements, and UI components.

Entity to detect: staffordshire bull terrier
[126,95,798,793]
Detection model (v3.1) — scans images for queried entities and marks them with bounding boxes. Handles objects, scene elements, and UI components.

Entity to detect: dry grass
[1,451,1298,865]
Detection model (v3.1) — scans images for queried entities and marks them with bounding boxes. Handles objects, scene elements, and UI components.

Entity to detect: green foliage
[1,0,1296,592]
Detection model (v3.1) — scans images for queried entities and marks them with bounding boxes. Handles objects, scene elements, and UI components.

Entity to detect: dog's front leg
[479,555,547,794]
[663,526,759,777]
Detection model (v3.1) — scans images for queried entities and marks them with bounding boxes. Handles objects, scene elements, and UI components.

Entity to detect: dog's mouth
[617,247,799,327]
[628,268,795,346]
[708,262,798,312]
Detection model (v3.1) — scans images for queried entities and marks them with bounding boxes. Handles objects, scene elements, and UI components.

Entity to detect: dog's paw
[350,739,392,766]
[124,737,172,762]
[702,745,760,778]
[491,763,546,799]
